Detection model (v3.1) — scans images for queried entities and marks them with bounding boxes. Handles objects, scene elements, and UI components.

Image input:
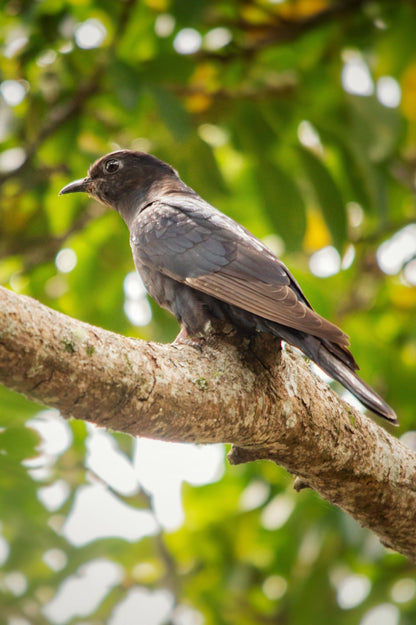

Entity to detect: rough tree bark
[1,285,415,561]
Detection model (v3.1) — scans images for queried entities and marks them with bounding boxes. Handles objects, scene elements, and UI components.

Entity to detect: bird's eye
[104,159,120,173]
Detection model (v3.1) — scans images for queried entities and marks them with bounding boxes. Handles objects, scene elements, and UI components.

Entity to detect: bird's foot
[173,327,205,351]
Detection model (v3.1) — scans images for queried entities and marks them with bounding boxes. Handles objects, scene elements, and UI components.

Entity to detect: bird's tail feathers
[314,344,398,425]
[261,320,398,424]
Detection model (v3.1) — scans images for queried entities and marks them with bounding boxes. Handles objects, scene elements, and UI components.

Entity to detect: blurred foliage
[1,0,416,623]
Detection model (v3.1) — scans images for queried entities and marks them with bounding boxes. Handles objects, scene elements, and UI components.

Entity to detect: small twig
[170,81,296,102]
[354,216,416,244]
[111,0,138,47]
[0,201,106,268]
[293,477,313,492]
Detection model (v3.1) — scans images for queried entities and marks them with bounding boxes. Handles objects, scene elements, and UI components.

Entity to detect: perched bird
[59,150,397,424]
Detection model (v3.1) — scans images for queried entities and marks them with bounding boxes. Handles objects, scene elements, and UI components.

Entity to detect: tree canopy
[1,1,416,624]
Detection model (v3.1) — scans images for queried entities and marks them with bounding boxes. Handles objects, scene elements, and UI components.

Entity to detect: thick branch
[1,285,415,561]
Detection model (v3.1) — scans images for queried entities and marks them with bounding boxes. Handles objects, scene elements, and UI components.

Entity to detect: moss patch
[193,376,208,391]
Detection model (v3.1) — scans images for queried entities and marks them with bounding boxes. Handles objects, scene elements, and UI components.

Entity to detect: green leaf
[232,104,276,157]
[347,94,402,163]
[254,160,306,251]
[0,387,41,424]
[152,87,191,141]
[168,135,228,198]
[297,147,347,250]
[315,126,373,211]
[110,59,144,110]
[0,425,40,460]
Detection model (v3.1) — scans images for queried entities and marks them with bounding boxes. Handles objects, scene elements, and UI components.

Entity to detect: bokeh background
[1,0,416,623]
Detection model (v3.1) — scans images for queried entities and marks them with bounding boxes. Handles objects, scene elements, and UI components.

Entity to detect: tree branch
[199,0,370,61]
[1,285,415,561]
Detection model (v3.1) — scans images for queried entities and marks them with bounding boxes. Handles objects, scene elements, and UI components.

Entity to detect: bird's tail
[313,343,398,425]
[223,309,398,424]
[260,320,398,425]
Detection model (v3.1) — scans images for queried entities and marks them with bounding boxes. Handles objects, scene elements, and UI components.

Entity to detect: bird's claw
[173,327,204,352]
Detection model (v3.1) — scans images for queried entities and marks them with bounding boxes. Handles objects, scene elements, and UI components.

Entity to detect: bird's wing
[132,195,349,347]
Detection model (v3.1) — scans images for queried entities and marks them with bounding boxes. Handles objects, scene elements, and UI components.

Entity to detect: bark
[1,285,415,561]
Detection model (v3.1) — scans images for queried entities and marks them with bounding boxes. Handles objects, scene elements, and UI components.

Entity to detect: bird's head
[59,150,183,225]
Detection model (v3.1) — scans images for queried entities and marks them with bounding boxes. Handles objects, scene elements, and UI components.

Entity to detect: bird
[59,149,397,424]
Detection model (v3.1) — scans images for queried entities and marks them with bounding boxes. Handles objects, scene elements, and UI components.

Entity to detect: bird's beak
[59,177,92,195]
